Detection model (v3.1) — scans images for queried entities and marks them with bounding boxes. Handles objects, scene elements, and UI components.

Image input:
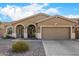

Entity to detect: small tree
[7,27,13,35]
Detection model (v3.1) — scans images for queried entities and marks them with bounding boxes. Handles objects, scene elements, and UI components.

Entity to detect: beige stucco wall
[12,14,49,38]
[13,14,49,26]
[36,17,76,39]
[38,17,75,26]
[37,17,75,32]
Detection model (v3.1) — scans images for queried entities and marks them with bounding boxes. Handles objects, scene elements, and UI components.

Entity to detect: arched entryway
[16,25,24,38]
[27,25,36,38]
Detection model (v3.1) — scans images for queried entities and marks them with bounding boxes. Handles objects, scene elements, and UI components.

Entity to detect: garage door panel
[42,27,70,40]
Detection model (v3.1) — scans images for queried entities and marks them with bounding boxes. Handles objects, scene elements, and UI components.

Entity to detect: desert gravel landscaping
[1,39,79,56]
[0,39,45,56]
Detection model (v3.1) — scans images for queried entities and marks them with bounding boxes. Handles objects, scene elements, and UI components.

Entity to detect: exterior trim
[40,25,72,27]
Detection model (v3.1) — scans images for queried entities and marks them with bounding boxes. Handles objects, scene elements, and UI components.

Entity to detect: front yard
[0,39,45,56]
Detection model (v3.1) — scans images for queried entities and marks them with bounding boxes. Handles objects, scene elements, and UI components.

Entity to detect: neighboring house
[0,22,6,38]
[0,13,79,40]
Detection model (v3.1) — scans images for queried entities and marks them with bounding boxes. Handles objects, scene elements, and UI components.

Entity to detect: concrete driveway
[43,40,79,56]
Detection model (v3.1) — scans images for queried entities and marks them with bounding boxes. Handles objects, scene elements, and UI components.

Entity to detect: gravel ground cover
[0,39,45,56]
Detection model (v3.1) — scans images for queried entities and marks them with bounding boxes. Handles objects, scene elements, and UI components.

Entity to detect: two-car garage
[42,27,70,40]
[37,15,76,40]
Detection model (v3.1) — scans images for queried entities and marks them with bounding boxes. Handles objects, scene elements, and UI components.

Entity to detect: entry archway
[27,25,36,38]
[16,25,24,38]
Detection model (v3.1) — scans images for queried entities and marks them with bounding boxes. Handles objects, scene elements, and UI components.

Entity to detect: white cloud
[44,8,59,15]
[43,3,48,6]
[0,4,38,21]
[0,3,59,21]
[64,14,79,18]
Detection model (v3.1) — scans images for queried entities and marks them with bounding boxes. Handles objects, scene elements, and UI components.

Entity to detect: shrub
[12,40,29,52]
[2,35,15,39]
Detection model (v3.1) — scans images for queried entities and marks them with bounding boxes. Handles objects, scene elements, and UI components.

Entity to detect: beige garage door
[42,27,70,40]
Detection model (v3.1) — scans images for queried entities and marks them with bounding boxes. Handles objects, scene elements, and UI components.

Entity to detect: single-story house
[0,13,79,40]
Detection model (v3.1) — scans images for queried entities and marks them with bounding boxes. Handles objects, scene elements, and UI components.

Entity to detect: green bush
[2,35,15,39]
[12,40,29,52]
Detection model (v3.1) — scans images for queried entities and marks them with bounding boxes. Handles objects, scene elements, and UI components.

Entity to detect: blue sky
[0,3,79,22]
